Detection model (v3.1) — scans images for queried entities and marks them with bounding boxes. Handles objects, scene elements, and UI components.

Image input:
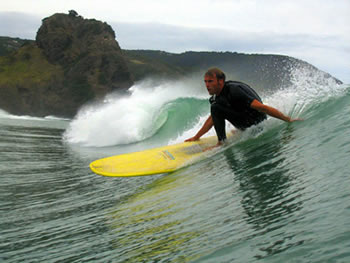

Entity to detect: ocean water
[1,68,350,262]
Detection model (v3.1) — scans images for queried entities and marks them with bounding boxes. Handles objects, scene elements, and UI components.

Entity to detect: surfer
[185,67,301,147]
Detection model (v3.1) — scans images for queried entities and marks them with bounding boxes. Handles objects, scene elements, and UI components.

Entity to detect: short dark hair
[205,68,226,81]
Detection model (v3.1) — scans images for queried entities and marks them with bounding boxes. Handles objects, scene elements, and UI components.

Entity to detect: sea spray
[263,65,346,121]
[0,109,9,118]
[63,77,206,147]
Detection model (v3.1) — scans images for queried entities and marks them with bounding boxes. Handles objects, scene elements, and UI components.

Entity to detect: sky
[0,0,349,83]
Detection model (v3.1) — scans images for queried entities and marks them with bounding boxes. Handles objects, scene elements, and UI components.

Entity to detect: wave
[0,109,69,122]
[63,67,347,148]
[63,78,207,147]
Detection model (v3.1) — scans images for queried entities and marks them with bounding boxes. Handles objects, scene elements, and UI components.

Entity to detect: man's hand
[184,116,214,143]
[185,136,200,142]
[287,117,304,122]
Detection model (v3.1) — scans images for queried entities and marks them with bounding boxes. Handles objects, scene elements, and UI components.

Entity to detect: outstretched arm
[250,99,301,122]
[185,115,214,142]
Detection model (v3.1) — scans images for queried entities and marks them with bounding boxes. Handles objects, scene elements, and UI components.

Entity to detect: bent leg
[211,103,243,141]
[211,103,228,141]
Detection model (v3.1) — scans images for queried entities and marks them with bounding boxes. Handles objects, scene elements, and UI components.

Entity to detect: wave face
[63,65,345,148]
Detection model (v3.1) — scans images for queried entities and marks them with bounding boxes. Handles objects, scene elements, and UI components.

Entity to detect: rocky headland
[0,11,133,117]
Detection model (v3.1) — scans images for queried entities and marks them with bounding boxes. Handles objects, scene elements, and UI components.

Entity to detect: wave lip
[63,79,205,147]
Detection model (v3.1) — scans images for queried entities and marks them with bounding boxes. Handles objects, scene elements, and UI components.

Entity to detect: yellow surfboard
[90,135,219,177]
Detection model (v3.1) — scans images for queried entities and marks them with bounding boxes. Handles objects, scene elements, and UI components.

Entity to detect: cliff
[0,11,133,117]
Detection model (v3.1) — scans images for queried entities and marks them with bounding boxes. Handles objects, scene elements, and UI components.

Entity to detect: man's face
[204,75,223,95]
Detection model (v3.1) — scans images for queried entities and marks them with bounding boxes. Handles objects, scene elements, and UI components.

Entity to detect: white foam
[0,109,10,118]
[264,65,346,119]
[0,109,68,122]
[63,77,205,147]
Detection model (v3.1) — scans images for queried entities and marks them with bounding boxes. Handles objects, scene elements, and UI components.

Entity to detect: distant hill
[122,50,342,91]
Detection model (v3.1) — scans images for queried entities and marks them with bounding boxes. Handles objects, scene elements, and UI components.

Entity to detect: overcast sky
[1,0,349,83]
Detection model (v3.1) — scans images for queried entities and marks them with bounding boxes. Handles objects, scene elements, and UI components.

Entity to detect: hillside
[0,11,133,117]
[123,50,342,91]
[0,37,31,56]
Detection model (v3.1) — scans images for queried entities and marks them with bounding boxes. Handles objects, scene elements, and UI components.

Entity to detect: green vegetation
[0,43,62,87]
[122,50,186,81]
[0,37,32,56]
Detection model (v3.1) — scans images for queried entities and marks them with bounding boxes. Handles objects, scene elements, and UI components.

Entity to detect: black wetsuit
[209,81,267,141]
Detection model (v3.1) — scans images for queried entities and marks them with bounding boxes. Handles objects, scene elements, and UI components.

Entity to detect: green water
[1,84,350,262]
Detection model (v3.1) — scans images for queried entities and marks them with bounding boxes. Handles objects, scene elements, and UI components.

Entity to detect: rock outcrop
[0,11,133,117]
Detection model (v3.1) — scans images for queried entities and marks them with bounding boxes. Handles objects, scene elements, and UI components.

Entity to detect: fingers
[185,137,199,142]
[291,118,304,122]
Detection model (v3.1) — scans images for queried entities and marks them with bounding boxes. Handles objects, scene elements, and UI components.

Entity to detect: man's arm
[185,115,214,142]
[250,99,301,122]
